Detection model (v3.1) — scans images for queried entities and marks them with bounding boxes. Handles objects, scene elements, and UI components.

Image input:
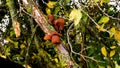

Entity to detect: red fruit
[44,34,52,40]
[50,32,62,36]
[44,32,62,44]
[48,14,54,24]
[53,18,64,31]
[51,35,61,44]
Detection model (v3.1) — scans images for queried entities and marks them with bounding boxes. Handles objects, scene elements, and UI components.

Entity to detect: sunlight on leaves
[110,50,115,57]
[101,46,107,57]
[47,1,56,8]
[69,8,82,26]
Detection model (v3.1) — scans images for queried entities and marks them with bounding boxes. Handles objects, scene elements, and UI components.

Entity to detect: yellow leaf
[69,8,77,21]
[54,58,58,63]
[100,0,103,6]
[6,36,11,42]
[23,65,31,68]
[0,53,6,59]
[13,21,21,37]
[98,16,109,24]
[47,1,56,8]
[114,30,120,44]
[20,44,26,49]
[94,0,99,3]
[101,46,107,57]
[109,27,116,38]
[69,8,82,26]
[110,50,115,57]
[46,8,51,15]
[110,46,116,49]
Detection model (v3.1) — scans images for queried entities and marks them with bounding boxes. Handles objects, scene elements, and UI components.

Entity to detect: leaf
[13,21,21,37]
[14,42,18,48]
[46,8,51,15]
[109,27,116,38]
[23,65,31,68]
[110,50,115,57]
[100,0,110,6]
[101,46,107,57]
[69,8,82,26]
[6,36,11,43]
[98,65,105,68]
[20,44,26,49]
[114,30,120,44]
[47,1,56,8]
[96,24,106,32]
[54,58,58,63]
[110,46,116,49]
[98,16,109,24]
[114,61,120,68]
[0,53,6,59]
[69,8,77,21]
[102,0,110,3]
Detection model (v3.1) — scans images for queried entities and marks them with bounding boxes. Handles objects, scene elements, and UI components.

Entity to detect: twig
[41,0,47,5]
[72,0,99,27]
[66,23,103,63]
[25,24,38,68]
[17,0,33,17]
[67,23,86,61]
[94,0,120,21]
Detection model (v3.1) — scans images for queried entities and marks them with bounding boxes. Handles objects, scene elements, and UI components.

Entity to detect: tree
[0,0,120,68]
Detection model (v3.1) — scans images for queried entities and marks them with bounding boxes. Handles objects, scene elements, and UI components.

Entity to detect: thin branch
[25,24,38,68]
[95,2,120,21]
[17,0,33,17]
[67,23,102,63]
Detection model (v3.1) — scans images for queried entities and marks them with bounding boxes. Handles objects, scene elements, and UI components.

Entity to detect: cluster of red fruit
[48,14,65,32]
[44,14,65,44]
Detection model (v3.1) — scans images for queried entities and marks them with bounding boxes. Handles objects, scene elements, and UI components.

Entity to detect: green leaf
[98,16,109,24]
[14,42,18,48]
[102,0,110,3]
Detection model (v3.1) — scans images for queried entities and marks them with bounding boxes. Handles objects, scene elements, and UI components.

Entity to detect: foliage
[0,0,120,68]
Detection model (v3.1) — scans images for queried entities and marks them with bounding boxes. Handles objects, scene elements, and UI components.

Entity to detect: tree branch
[22,0,74,67]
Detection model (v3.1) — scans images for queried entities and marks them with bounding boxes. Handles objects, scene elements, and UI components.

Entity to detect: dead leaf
[13,21,21,37]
